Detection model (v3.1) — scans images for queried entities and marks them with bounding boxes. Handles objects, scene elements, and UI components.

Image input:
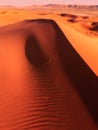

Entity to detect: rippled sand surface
[0,19,98,129]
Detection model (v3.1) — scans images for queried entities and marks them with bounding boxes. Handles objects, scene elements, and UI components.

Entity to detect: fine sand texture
[0,7,98,76]
[0,19,98,129]
[0,6,98,130]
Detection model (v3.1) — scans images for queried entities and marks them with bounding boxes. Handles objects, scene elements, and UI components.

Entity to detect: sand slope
[58,22,98,76]
[0,19,98,129]
[0,7,98,75]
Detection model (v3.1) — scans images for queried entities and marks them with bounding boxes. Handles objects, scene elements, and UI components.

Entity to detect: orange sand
[0,7,98,129]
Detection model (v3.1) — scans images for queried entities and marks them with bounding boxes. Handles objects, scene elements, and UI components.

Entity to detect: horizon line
[0,3,98,7]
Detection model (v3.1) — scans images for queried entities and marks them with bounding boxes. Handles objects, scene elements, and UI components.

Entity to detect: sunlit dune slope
[0,8,98,76]
[0,19,98,129]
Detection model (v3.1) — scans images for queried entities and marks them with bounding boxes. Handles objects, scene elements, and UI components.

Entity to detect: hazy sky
[0,0,98,6]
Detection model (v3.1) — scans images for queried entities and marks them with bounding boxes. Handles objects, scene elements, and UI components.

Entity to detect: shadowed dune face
[90,22,98,31]
[60,13,68,17]
[0,19,98,129]
[1,11,7,14]
[60,13,78,23]
[81,21,98,32]
[60,13,77,18]
[25,35,46,69]
[67,19,77,23]
[81,16,88,19]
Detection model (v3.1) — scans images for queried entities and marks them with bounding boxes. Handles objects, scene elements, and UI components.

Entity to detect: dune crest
[0,19,98,129]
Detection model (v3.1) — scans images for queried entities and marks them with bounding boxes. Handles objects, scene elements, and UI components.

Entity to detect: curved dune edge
[0,15,98,76]
[0,19,98,129]
[56,21,98,76]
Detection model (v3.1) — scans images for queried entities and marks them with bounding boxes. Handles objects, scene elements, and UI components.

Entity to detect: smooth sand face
[0,7,98,129]
[0,7,98,76]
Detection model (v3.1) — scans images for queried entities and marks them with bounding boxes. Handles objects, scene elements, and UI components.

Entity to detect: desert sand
[0,6,98,129]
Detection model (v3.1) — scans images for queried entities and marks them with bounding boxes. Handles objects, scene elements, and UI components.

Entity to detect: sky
[0,0,98,6]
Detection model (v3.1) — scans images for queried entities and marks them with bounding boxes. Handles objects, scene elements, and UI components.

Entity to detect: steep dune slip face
[0,19,98,130]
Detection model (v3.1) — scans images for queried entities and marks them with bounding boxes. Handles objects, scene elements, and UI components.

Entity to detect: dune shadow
[67,19,78,23]
[1,11,7,14]
[90,22,98,31]
[59,13,78,23]
[60,13,68,17]
[81,16,88,19]
[24,19,98,124]
[60,13,77,19]
[25,35,46,69]
[53,21,98,124]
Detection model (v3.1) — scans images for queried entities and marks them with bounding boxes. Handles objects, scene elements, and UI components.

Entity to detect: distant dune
[1,4,98,10]
[25,4,98,9]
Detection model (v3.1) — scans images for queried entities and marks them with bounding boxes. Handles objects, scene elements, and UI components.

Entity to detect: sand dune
[0,19,98,129]
[89,22,98,31]
[57,22,98,76]
[0,6,98,130]
[58,13,98,36]
[81,21,98,31]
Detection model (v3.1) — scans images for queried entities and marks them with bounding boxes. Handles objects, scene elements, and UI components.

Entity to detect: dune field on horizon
[0,5,98,129]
